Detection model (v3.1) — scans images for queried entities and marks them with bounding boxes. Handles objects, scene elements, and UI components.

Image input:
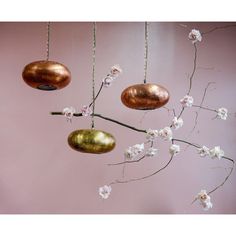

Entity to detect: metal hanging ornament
[22,22,71,91]
[67,22,116,154]
[121,22,170,110]
[68,129,116,154]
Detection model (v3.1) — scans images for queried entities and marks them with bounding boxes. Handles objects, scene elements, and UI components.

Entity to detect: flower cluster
[103,65,122,87]
[217,107,228,120]
[159,127,173,141]
[81,105,92,117]
[172,117,184,130]
[145,147,158,157]
[146,129,159,141]
[62,107,76,122]
[169,144,180,156]
[146,127,174,141]
[197,146,224,160]
[99,185,112,199]
[197,190,213,211]
[188,29,202,44]
[180,95,194,107]
[124,143,145,160]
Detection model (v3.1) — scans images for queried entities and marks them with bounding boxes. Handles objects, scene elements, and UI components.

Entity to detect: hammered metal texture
[68,129,116,154]
[22,60,71,90]
[121,83,170,110]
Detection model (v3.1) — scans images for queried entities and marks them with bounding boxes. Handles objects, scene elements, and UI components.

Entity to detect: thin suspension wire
[91,22,96,129]
[144,22,149,84]
[46,22,50,61]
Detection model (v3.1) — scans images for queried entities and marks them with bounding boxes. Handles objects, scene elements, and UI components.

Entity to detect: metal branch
[50,112,147,133]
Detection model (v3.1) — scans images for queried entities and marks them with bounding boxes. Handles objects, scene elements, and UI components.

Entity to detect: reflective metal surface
[68,129,116,154]
[121,83,170,110]
[22,60,71,90]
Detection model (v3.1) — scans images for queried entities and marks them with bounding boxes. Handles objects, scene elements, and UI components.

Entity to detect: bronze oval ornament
[22,60,71,91]
[121,83,170,110]
[68,129,116,154]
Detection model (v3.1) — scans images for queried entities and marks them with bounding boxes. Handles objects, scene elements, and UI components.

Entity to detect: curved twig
[173,138,235,204]
[109,154,174,185]
[187,43,197,95]
[172,138,200,148]
[89,82,104,107]
[202,24,236,35]
[192,105,217,112]
[191,156,234,205]
[108,155,147,166]
[207,157,234,195]
[188,82,216,136]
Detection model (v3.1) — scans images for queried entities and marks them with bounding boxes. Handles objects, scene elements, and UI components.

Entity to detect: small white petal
[197,190,213,211]
[169,144,180,156]
[62,107,76,122]
[172,117,184,130]
[197,146,210,157]
[146,129,159,141]
[188,29,202,43]
[217,107,228,120]
[124,143,144,160]
[146,147,158,157]
[103,75,114,87]
[81,105,92,117]
[99,185,112,199]
[209,146,224,160]
[159,127,173,141]
[180,95,194,107]
[110,64,122,76]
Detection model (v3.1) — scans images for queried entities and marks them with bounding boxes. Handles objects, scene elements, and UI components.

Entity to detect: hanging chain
[144,22,149,84]
[46,22,50,61]
[91,22,96,129]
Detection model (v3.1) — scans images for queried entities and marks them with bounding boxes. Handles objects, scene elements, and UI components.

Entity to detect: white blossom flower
[159,127,173,141]
[62,107,76,122]
[99,185,112,199]
[197,190,213,211]
[124,143,144,160]
[188,29,202,43]
[146,129,159,141]
[146,147,158,157]
[197,146,210,157]
[124,146,135,160]
[169,144,180,156]
[103,75,114,87]
[102,65,122,88]
[172,117,184,130]
[209,146,224,160]
[81,105,92,117]
[110,64,122,77]
[180,95,194,107]
[132,143,145,155]
[217,107,228,120]
[201,201,213,211]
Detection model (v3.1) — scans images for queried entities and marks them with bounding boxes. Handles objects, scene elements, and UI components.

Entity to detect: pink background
[0,22,235,214]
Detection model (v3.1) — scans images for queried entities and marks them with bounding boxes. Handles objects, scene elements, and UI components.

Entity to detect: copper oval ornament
[22,60,71,91]
[121,83,170,110]
[68,129,116,154]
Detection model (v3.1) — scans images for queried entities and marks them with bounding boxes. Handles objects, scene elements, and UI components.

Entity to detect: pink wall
[0,22,235,213]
